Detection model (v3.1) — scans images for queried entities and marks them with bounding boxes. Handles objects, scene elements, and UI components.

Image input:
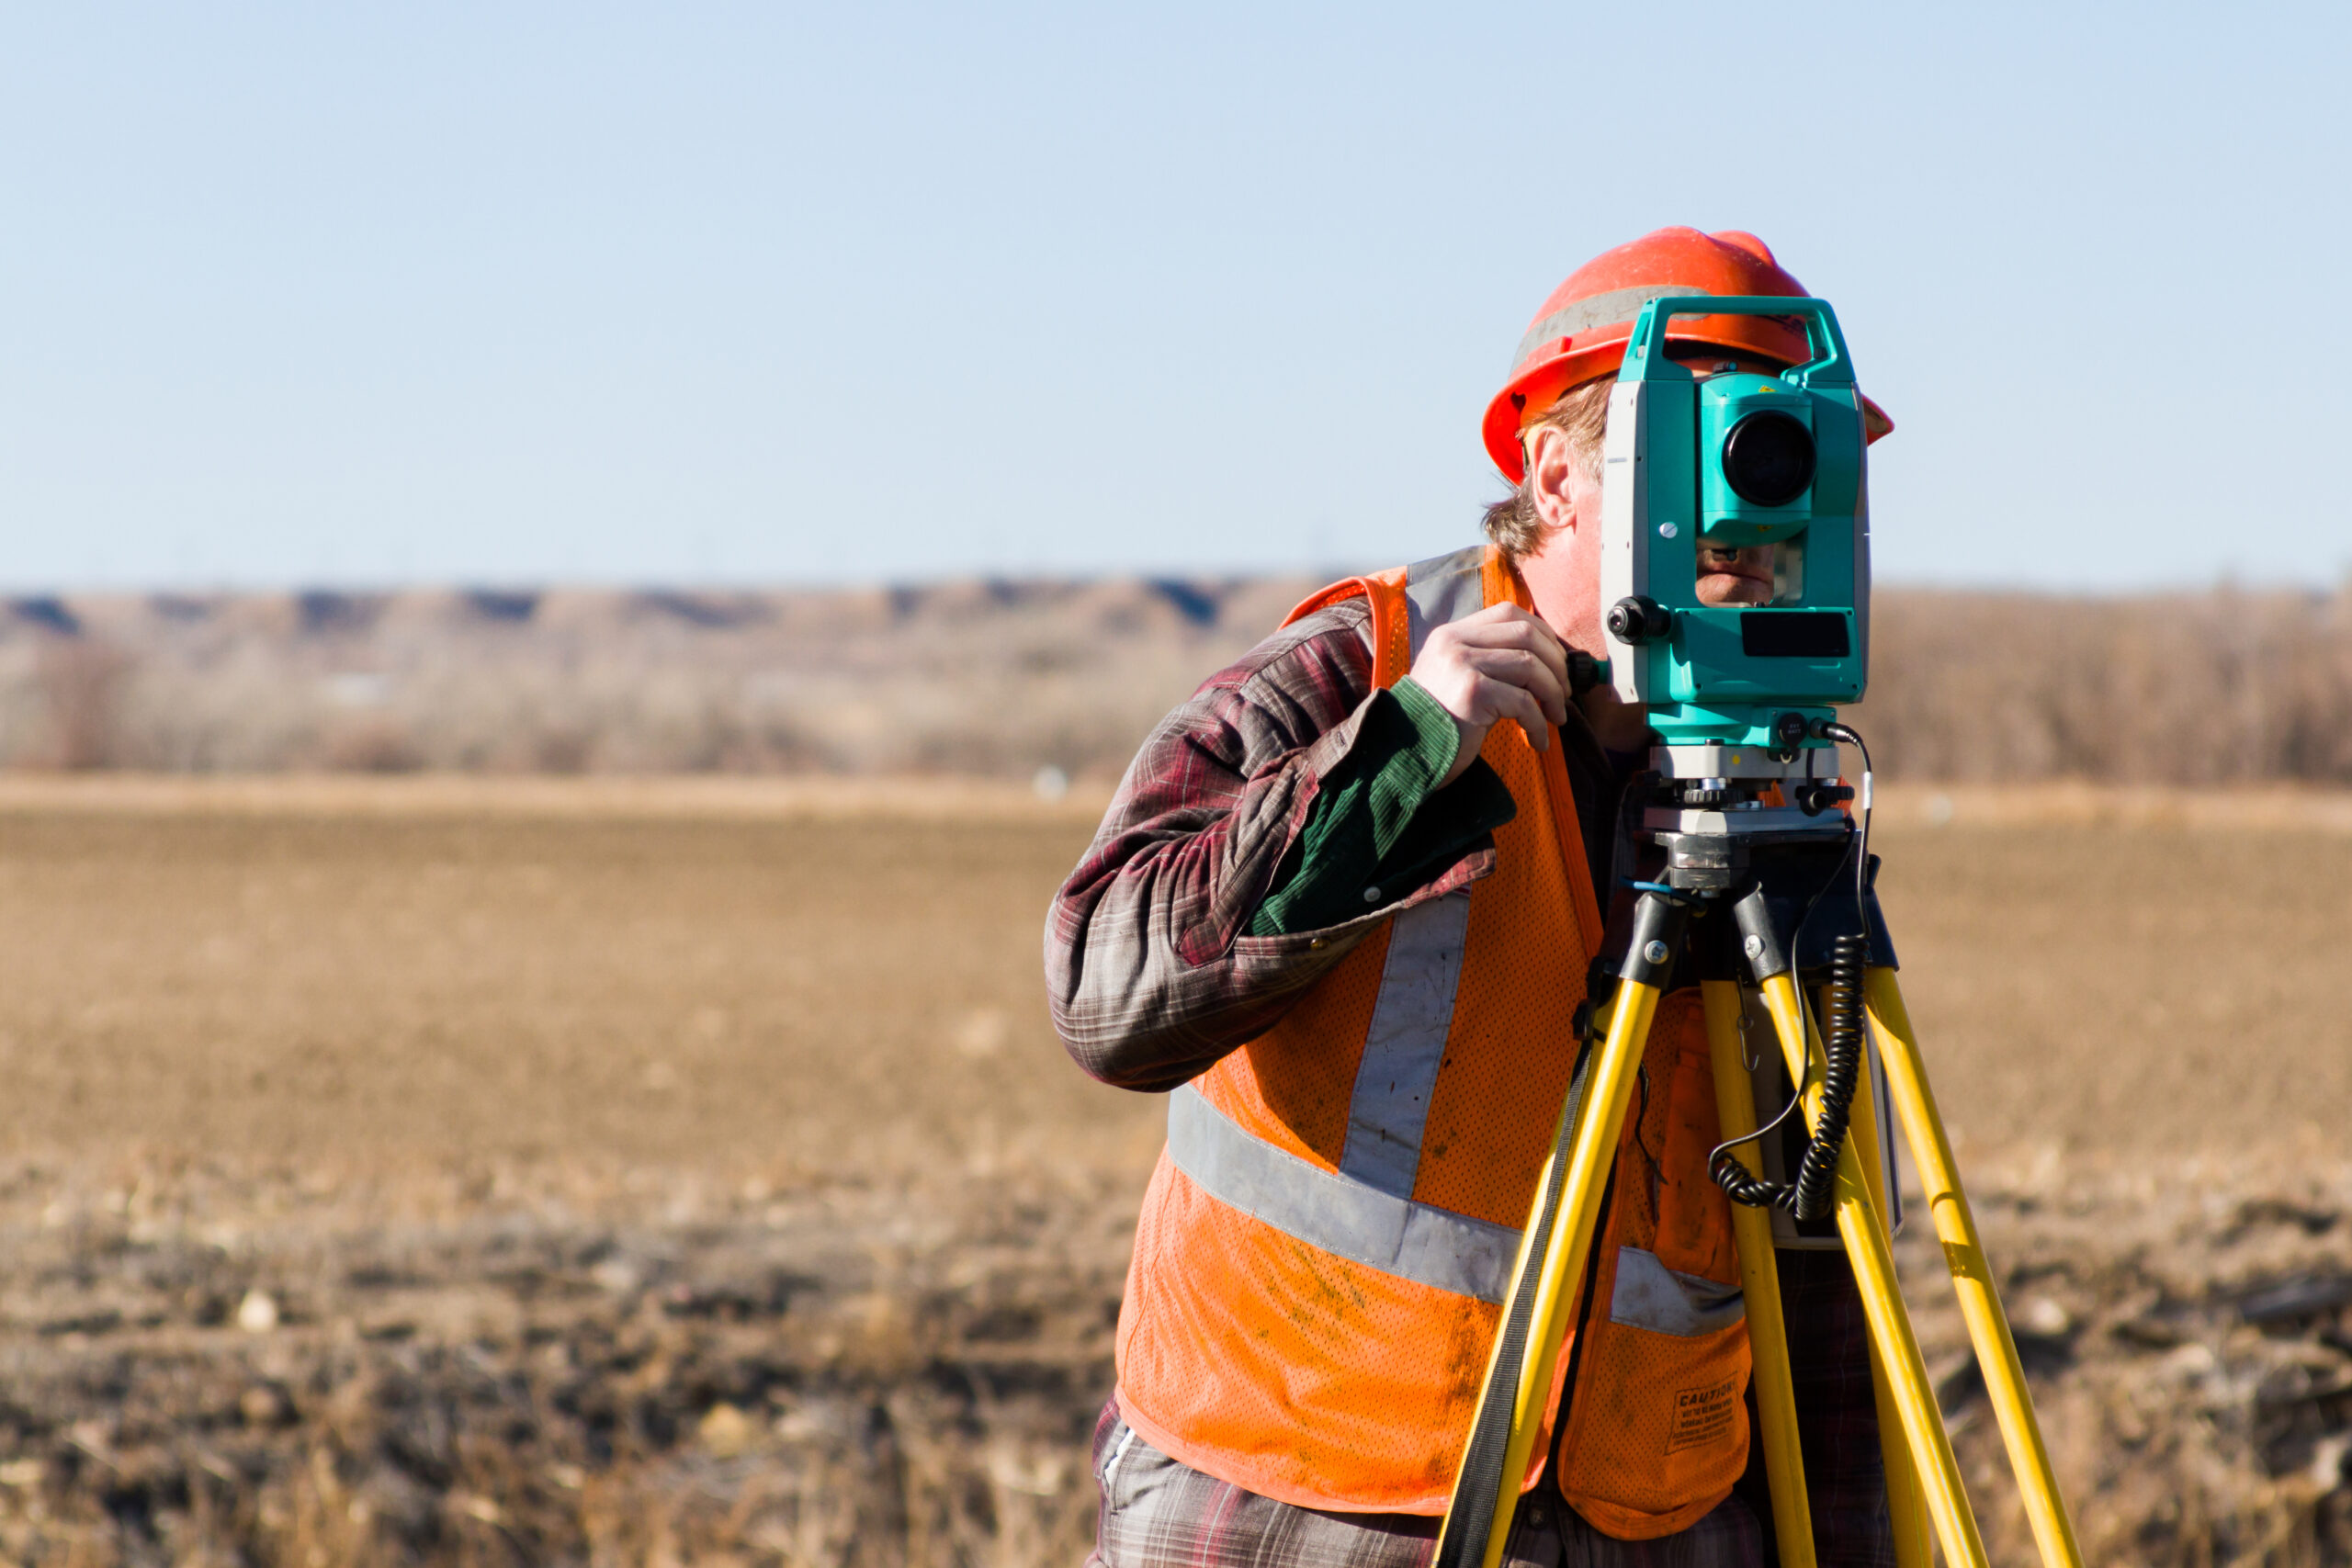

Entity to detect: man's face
[1519,352,1787,646]
[1692,541,1775,606]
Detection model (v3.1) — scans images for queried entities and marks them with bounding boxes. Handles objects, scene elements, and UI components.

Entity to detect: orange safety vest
[1114,545,1750,1538]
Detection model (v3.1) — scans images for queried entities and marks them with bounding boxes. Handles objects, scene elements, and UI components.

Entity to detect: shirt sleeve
[1045,601,1503,1093]
[1248,677,1517,937]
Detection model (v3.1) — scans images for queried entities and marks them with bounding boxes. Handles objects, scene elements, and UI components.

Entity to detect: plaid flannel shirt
[1046,599,1497,1091]
[1047,599,1894,1568]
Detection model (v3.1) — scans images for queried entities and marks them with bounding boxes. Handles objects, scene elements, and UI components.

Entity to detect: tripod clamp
[1636,735,1852,897]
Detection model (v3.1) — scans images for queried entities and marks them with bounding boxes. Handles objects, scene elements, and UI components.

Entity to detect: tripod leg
[1865,968,2086,1568]
[1757,975,1993,1568]
[1436,895,1686,1568]
[1700,982,1815,1568]
[1831,994,1936,1568]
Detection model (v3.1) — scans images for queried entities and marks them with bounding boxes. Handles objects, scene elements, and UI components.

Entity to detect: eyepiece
[1606,596,1672,645]
[1721,410,1815,507]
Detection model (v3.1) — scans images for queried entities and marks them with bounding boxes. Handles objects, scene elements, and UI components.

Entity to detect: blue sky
[3,3,2346,592]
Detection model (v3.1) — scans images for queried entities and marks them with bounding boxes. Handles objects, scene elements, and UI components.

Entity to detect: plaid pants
[1084,1401,1761,1568]
[1085,1255,1891,1568]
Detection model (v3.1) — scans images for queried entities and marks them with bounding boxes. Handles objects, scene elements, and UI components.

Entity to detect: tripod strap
[1431,1032,1597,1568]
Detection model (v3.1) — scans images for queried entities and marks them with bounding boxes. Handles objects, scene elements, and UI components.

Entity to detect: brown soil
[0,778,2346,1565]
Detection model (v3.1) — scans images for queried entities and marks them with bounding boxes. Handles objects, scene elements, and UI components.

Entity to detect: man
[1046,229,1897,1568]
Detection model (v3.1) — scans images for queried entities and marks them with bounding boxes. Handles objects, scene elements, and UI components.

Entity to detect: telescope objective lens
[1721,411,1815,507]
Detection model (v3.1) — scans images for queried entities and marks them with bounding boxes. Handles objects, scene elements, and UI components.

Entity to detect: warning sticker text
[1666,1375,1741,1454]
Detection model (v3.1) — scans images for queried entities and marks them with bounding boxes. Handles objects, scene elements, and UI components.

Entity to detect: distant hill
[5,578,2348,784]
[0,579,1320,780]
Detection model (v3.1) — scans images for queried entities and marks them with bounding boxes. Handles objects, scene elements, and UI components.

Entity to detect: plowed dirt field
[0,776,2346,1566]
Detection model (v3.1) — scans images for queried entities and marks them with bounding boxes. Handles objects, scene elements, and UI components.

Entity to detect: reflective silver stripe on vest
[1606,1246,1745,1337]
[1159,551,1512,1302]
[1510,283,1719,374]
[1401,547,1488,663]
[1167,1084,1521,1303]
[1338,892,1471,1195]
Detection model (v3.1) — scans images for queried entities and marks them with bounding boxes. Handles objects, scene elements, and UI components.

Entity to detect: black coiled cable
[1711,931,1869,1222]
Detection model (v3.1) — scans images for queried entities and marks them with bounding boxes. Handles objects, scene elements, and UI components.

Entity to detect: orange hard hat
[1483,226,1894,482]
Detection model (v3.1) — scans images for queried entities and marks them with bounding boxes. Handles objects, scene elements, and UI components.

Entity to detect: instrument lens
[1721,411,1815,507]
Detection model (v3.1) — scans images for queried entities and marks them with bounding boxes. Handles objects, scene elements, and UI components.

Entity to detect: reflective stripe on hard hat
[1167,1084,1521,1303]
[1510,282,1720,376]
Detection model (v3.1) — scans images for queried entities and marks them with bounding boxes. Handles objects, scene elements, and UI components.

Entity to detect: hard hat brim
[1482,329,1894,484]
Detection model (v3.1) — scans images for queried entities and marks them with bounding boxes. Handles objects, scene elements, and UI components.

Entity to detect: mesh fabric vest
[1113,545,1752,1537]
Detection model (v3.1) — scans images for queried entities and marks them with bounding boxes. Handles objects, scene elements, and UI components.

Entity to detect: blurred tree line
[5,581,2349,784]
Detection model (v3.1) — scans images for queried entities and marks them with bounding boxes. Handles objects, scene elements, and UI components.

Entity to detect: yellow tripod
[1432,846,2085,1568]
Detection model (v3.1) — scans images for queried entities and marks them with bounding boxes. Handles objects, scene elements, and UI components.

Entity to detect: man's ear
[1525,426,1579,536]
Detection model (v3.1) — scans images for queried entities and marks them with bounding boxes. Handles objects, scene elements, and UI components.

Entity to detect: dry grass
[0,781,1137,1567]
[0,777,2346,1563]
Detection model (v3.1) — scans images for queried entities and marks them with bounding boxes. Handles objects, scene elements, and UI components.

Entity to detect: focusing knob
[1606,596,1673,645]
[1564,650,1611,695]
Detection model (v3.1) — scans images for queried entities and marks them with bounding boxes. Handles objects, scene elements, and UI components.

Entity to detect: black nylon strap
[1432,1021,1601,1568]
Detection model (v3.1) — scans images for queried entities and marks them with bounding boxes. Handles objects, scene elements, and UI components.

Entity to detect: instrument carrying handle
[1620,295,1856,390]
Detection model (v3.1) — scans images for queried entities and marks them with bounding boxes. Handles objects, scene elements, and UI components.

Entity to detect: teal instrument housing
[1597,297,1871,751]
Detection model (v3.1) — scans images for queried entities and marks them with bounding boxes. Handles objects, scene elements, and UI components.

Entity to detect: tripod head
[1596,295,1874,865]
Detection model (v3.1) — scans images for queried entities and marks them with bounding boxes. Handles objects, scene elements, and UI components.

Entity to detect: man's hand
[1406,604,1570,786]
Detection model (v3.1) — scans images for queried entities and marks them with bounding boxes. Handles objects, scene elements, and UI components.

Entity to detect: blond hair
[1481,376,1614,560]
